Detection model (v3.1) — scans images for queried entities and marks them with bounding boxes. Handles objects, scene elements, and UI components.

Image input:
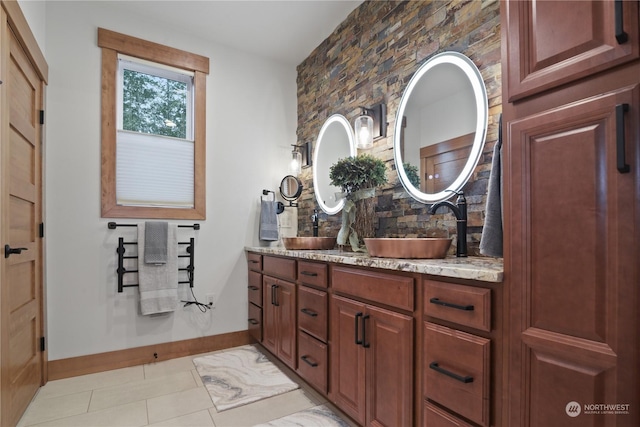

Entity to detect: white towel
[259,200,279,241]
[137,223,178,315]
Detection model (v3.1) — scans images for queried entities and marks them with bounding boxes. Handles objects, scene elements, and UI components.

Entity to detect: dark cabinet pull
[362,314,370,348]
[272,284,279,306]
[429,362,474,383]
[248,318,259,325]
[300,271,318,277]
[248,285,259,291]
[429,297,474,311]
[614,0,628,44]
[4,245,28,259]
[355,312,363,345]
[300,308,318,317]
[616,103,630,173]
[249,260,259,264]
[300,355,318,367]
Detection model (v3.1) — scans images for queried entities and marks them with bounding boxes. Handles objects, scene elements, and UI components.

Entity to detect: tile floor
[18,346,356,427]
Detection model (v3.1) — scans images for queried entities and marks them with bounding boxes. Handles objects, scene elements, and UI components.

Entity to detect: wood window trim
[98,28,208,219]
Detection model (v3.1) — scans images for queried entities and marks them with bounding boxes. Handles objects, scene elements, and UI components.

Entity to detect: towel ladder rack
[115,237,195,293]
[108,222,199,293]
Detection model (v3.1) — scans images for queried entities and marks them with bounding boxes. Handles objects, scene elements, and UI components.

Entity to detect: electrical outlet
[206,293,216,308]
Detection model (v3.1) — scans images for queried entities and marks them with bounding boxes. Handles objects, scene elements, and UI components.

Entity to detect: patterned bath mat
[253,404,351,426]
[193,345,299,412]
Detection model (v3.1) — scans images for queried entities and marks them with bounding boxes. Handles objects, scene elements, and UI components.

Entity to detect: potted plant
[329,154,387,251]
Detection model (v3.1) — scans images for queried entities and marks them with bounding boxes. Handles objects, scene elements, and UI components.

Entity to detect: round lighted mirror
[313,114,356,215]
[394,51,488,204]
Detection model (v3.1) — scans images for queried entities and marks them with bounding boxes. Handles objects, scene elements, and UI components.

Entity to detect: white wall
[17,0,46,55]
[44,1,296,360]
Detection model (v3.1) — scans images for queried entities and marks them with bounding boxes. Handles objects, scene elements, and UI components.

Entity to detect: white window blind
[115,55,195,208]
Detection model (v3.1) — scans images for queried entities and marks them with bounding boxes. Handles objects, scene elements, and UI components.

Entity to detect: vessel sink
[364,238,452,259]
[282,237,337,250]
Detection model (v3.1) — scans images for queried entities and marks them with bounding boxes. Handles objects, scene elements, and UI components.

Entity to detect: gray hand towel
[138,223,178,315]
[144,221,168,264]
[480,116,503,258]
[259,200,279,241]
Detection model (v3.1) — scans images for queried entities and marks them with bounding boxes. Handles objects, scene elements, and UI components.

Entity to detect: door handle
[616,104,630,173]
[614,0,628,44]
[362,314,370,348]
[5,245,28,258]
[354,312,363,345]
[272,284,279,306]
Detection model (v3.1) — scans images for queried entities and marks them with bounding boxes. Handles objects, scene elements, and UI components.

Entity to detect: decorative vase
[336,188,376,252]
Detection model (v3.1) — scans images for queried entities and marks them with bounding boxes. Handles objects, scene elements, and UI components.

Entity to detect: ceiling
[111,0,364,66]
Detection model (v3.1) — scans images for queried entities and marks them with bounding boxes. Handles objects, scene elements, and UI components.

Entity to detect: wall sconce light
[290,145,302,175]
[290,142,312,175]
[354,103,387,149]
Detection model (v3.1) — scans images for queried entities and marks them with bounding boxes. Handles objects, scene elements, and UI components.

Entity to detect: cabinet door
[330,295,367,426]
[506,87,638,426]
[366,305,413,427]
[504,0,639,101]
[262,276,278,354]
[276,280,297,369]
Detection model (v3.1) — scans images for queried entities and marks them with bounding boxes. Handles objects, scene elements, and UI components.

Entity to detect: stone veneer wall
[295,0,501,256]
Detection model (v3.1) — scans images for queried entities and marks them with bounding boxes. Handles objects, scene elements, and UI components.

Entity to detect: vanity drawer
[297,330,328,394]
[248,271,262,307]
[423,401,474,427]
[332,266,414,311]
[248,303,262,342]
[424,280,491,332]
[247,252,262,272]
[297,261,328,289]
[298,285,328,342]
[263,256,296,281]
[423,322,490,427]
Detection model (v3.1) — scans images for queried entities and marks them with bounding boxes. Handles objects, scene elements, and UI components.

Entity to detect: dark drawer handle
[429,362,474,384]
[355,312,363,345]
[248,285,259,291]
[300,308,318,317]
[430,298,474,311]
[301,355,318,367]
[248,318,259,325]
[249,260,259,264]
[615,0,628,44]
[616,103,630,173]
[362,314,370,348]
[300,271,318,277]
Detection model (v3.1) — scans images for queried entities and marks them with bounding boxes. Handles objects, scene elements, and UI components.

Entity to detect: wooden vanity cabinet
[422,278,497,427]
[247,253,263,342]
[296,261,329,394]
[330,266,414,427]
[502,1,640,425]
[261,256,297,370]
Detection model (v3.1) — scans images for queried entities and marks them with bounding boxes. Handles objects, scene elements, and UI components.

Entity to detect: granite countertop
[245,246,503,283]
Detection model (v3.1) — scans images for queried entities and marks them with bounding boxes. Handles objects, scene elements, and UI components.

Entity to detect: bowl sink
[364,238,452,259]
[282,237,337,250]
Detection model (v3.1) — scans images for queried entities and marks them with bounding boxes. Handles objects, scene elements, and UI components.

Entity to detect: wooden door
[330,295,367,425]
[262,276,278,354]
[506,87,639,426]
[504,0,639,101]
[366,305,413,427]
[0,12,45,427]
[275,279,296,369]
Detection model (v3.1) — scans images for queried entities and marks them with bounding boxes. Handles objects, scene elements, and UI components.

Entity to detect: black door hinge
[39,110,44,125]
[39,223,44,238]
[40,337,45,352]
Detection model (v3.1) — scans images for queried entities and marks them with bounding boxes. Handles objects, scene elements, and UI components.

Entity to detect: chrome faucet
[428,192,467,257]
[311,209,319,237]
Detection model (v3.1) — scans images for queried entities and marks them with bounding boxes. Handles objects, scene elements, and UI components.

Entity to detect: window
[99,28,209,219]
